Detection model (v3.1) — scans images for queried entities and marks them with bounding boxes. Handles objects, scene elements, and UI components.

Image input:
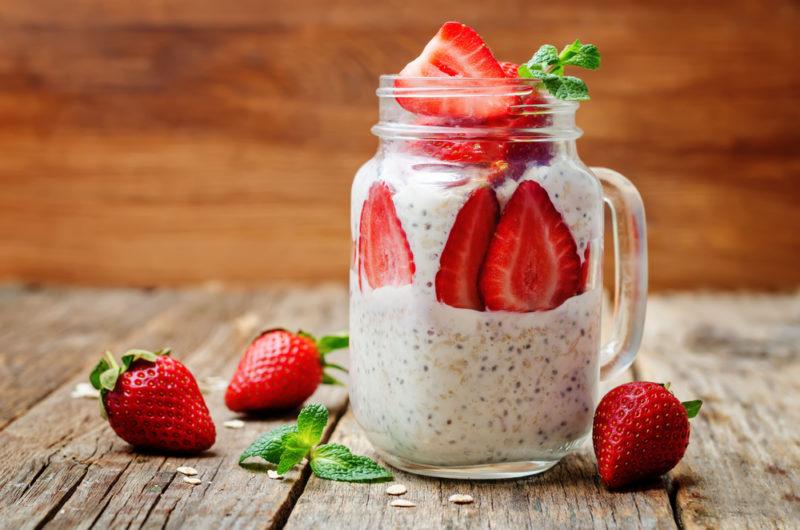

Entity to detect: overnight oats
[349,22,647,478]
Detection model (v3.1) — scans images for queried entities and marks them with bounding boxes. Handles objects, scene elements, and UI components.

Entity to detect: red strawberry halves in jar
[349,23,648,480]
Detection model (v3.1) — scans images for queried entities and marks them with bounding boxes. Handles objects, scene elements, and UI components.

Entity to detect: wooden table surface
[0,284,797,529]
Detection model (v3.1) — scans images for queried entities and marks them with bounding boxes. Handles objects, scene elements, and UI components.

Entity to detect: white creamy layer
[350,151,604,466]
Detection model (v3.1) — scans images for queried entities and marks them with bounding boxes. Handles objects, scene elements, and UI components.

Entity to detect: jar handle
[591,167,648,381]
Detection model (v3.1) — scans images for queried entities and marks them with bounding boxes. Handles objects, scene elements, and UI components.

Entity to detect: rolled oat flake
[448,493,474,504]
[183,477,202,485]
[176,466,198,476]
[386,484,407,495]
[389,499,416,508]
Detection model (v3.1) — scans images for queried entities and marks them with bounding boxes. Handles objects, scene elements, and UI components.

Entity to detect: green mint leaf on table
[682,400,703,419]
[310,443,393,483]
[518,40,600,100]
[239,424,297,464]
[296,403,328,447]
[239,403,392,483]
[277,432,313,474]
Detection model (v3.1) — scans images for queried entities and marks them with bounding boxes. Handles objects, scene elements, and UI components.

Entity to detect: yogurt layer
[350,150,604,466]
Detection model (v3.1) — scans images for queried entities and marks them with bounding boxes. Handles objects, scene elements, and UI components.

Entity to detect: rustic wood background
[0,0,798,290]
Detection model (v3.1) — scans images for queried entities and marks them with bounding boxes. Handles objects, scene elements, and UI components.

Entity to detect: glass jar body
[349,137,605,478]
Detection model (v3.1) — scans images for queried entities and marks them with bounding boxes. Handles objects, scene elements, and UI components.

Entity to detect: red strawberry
[396,21,515,120]
[90,349,215,453]
[225,329,348,412]
[436,187,500,309]
[358,182,415,289]
[499,60,520,78]
[593,382,702,488]
[579,243,591,292]
[479,180,581,312]
[409,137,507,164]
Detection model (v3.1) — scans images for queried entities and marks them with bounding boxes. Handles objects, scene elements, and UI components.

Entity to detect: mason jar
[349,75,647,479]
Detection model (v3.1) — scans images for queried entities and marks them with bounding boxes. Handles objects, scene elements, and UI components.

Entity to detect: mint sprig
[518,40,600,101]
[239,404,393,483]
[310,443,394,483]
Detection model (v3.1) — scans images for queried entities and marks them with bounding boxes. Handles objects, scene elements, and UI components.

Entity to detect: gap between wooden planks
[0,284,350,529]
[0,287,798,529]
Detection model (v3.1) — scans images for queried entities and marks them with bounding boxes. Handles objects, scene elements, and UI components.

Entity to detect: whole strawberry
[593,382,702,488]
[225,329,348,412]
[90,349,215,453]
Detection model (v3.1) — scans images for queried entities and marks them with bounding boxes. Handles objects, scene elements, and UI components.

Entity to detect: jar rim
[376,74,580,112]
[373,75,582,141]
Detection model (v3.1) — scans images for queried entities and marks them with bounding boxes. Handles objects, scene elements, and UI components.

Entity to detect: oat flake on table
[386,484,407,495]
[448,494,474,504]
[70,383,100,399]
[183,477,202,485]
[389,499,416,508]
[224,419,246,429]
[176,466,198,476]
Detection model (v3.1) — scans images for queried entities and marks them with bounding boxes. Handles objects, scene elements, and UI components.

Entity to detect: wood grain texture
[635,293,800,530]
[0,0,798,290]
[0,285,349,529]
[285,410,676,530]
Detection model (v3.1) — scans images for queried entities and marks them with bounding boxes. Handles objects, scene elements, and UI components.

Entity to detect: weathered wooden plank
[0,285,350,530]
[0,1,798,291]
[635,293,800,530]
[0,287,236,527]
[0,286,179,429]
[284,409,675,530]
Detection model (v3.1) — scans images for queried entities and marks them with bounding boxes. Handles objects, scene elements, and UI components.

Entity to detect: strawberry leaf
[316,333,349,356]
[310,444,393,483]
[89,359,110,391]
[322,373,345,386]
[682,400,703,419]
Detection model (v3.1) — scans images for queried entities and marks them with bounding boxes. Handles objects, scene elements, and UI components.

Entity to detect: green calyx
[681,400,703,419]
[660,382,703,419]
[298,330,350,386]
[89,348,170,418]
[239,403,393,483]
[518,39,600,101]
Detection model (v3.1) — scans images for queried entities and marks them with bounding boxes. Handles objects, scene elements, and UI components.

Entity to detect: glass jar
[349,76,647,479]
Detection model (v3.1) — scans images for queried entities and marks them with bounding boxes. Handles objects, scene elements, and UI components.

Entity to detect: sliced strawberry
[479,181,581,311]
[499,61,520,78]
[435,187,500,309]
[358,182,415,289]
[579,243,591,292]
[409,137,507,164]
[396,22,514,120]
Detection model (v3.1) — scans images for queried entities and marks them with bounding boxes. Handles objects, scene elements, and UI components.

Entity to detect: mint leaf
[519,40,599,100]
[277,432,313,474]
[316,333,349,355]
[296,403,328,447]
[561,42,600,70]
[530,44,560,67]
[239,424,297,464]
[682,400,703,419]
[552,76,589,100]
[310,444,393,483]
